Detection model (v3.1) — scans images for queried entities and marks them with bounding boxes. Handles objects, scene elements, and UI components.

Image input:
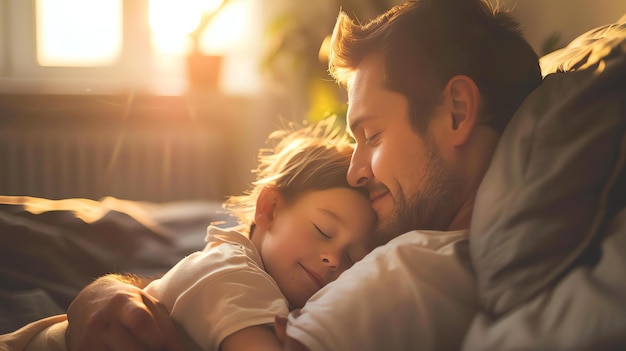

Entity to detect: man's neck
[447,195,474,231]
[448,125,499,231]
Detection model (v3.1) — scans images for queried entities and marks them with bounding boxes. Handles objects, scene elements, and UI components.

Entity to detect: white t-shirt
[144,225,288,351]
[287,229,476,351]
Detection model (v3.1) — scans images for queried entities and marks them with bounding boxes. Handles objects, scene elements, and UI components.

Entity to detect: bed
[0,196,236,334]
[1,11,625,349]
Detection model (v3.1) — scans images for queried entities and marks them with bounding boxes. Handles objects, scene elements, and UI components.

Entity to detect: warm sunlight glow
[198,0,250,54]
[149,0,259,95]
[150,0,201,54]
[150,0,225,55]
[36,0,122,67]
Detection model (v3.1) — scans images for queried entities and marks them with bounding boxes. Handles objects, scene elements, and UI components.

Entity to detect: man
[65,0,542,350]
[277,1,540,350]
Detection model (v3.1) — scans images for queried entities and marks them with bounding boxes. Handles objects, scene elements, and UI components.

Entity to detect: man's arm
[66,273,184,351]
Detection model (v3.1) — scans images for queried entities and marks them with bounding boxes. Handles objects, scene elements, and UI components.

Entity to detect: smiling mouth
[369,190,389,207]
[300,264,324,289]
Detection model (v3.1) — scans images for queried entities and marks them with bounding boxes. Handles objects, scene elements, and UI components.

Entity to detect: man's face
[346,54,463,242]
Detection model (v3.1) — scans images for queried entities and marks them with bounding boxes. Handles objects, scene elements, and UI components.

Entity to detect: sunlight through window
[149,0,251,55]
[150,0,202,54]
[198,0,249,54]
[36,0,122,67]
[149,0,260,95]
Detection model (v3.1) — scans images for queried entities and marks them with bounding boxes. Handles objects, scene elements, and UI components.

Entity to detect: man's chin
[374,217,402,244]
[376,204,422,244]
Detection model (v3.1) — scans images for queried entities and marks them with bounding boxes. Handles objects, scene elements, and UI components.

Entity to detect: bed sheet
[0,195,236,334]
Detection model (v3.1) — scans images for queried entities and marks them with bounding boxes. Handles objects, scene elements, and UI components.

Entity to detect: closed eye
[313,223,332,240]
[364,132,381,145]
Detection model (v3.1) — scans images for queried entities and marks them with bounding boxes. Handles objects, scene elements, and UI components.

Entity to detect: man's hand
[66,274,184,351]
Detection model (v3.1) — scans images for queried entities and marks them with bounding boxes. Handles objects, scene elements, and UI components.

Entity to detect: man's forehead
[345,52,393,134]
[349,55,386,90]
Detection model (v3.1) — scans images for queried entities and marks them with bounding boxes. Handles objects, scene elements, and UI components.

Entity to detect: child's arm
[220,325,282,351]
[273,315,311,351]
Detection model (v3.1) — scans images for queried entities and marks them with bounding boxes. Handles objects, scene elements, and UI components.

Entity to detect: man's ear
[254,186,280,230]
[444,75,480,146]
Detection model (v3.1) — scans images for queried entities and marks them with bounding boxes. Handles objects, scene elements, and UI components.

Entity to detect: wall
[0,93,276,202]
[505,0,626,56]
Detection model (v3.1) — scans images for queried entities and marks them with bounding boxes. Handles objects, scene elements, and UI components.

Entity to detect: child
[4,118,377,351]
[143,118,377,350]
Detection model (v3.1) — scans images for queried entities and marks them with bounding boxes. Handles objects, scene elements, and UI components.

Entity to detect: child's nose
[321,254,339,270]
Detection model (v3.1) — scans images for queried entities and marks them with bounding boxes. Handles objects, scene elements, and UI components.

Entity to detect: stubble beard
[376,135,464,241]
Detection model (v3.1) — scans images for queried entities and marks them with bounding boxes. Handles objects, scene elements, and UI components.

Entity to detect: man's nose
[347,149,370,187]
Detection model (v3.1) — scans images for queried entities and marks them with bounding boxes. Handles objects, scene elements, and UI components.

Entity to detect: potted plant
[186,0,231,91]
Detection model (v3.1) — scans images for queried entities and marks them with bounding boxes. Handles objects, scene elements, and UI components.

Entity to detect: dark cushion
[469,14,626,316]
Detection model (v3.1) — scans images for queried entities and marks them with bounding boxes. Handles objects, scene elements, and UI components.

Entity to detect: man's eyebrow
[348,114,377,135]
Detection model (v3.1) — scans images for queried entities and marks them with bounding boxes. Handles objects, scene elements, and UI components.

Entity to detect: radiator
[0,124,231,202]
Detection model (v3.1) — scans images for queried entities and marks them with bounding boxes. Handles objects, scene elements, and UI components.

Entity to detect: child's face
[257,187,376,308]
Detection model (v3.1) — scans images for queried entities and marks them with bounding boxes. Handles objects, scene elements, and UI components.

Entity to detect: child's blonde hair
[224,117,367,228]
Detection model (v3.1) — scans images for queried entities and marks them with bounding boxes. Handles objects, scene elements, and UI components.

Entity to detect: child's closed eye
[313,223,332,240]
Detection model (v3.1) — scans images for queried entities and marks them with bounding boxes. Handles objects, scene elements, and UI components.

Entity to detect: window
[36,0,123,67]
[1,0,262,95]
[148,0,262,95]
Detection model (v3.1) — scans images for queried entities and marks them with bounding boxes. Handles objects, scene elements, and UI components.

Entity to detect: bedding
[0,196,236,334]
[463,13,626,350]
[470,12,626,315]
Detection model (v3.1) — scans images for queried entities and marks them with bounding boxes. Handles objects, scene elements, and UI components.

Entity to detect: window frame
[1,0,152,93]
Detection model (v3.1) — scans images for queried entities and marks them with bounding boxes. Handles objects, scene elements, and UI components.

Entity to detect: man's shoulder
[384,229,469,251]
[341,228,472,284]
[351,228,473,286]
